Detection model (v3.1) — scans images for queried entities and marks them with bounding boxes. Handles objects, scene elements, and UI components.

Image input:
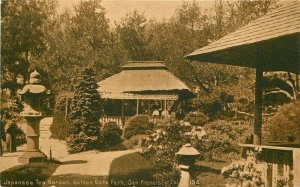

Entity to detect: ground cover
[108,152,157,187]
[195,160,239,187]
[0,162,59,187]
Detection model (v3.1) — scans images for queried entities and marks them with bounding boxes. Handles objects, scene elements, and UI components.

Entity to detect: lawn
[108,152,157,187]
[0,162,59,187]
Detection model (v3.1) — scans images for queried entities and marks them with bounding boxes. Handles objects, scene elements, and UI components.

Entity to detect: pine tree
[67,68,102,153]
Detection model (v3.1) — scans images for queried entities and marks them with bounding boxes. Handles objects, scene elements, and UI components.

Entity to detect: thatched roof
[97,61,193,100]
[186,1,300,73]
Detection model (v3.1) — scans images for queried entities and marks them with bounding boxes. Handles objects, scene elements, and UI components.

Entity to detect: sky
[57,0,215,24]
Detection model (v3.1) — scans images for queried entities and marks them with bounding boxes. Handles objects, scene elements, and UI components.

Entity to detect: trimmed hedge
[185,112,209,126]
[50,111,72,140]
[123,115,153,139]
[102,122,122,147]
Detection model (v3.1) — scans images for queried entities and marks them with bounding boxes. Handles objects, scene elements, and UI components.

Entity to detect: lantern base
[18,151,47,164]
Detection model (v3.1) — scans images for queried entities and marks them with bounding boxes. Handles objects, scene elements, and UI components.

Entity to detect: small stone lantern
[18,70,48,163]
[176,143,200,187]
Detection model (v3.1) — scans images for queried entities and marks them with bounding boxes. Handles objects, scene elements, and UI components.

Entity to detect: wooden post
[121,100,124,127]
[164,99,167,112]
[293,149,300,187]
[296,74,299,98]
[147,100,151,116]
[254,69,263,145]
[65,98,68,120]
[136,99,139,115]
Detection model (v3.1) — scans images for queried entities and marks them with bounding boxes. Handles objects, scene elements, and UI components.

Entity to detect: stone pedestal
[178,165,190,187]
[18,116,47,164]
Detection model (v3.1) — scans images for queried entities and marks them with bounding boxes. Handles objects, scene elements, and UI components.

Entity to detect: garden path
[52,149,137,176]
[1,117,137,177]
[39,117,138,176]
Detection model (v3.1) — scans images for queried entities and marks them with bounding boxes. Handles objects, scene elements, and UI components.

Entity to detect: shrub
[222,152,265,186]
[122,134,147,149]
[50,111,72,140]
[123,115,153,139]
[193,120,251,161]
[184,112,209,126]
[264,100,300,142]
[102,122,122,147]
[67,68,102,154]
[143,121,190,185]
[109,153,157,187]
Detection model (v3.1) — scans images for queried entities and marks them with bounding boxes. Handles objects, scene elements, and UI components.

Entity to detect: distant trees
[1,0,280,94]
[32,0,125,91]
[67,68,102,153]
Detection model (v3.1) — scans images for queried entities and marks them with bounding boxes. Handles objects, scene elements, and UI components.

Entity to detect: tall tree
[116,10,150,60]
[67,68,102,153]
[32,0,125,92]
[1,0,57,86]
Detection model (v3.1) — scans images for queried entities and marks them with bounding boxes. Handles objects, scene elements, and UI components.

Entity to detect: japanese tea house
[97,61,194,126]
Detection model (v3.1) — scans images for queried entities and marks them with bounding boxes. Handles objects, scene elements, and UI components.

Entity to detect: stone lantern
[176,143,200,187]
[18,70,48,163]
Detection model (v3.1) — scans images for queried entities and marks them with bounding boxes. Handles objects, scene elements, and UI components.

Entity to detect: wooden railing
[99,115,170,129]
[99,116,131,128]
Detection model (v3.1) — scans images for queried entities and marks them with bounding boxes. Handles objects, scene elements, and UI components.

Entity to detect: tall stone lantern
[18,70,48,163]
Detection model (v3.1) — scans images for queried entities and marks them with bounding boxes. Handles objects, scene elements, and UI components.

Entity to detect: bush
[143,121,190,185]
[193,120,251,161]
[109,153,157,187]
[123,115,153,139]
[122,134,147,149]
[185,112,209,126]
[102,122,122,147]
[264,100,300,142]
[50,111,72,140]
[67,68,102,153]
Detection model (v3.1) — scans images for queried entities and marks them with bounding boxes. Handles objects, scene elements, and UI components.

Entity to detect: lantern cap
[176,143,200,156]
[30,70,40,79]
[18,84,46,95]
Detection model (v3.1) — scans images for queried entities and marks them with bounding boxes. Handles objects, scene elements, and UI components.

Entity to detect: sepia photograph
[1,0,300,186]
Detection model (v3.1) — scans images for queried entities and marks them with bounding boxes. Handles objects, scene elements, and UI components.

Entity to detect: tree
[1,0,57,86]
[264,100,300,142]
[67,68,102,153]
[32,0,125,92]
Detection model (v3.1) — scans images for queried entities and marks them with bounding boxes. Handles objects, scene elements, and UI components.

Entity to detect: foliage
[184,112,209,126]
[6,123,26,147]
[121,134,147,149]
[101,122,122,147]
[123,115,153,139]
[264,100,300,142]
[50,111,72,140]
[143,121,190,185]
[0,96,24,140]
[109,152,157,187]
[32,0,125,92]
[67,68,102,153]
[1,0,57,85]
[116,10,150,60]
[1,162,59,186]
[193,120,251,161]
[222,152,265,187]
